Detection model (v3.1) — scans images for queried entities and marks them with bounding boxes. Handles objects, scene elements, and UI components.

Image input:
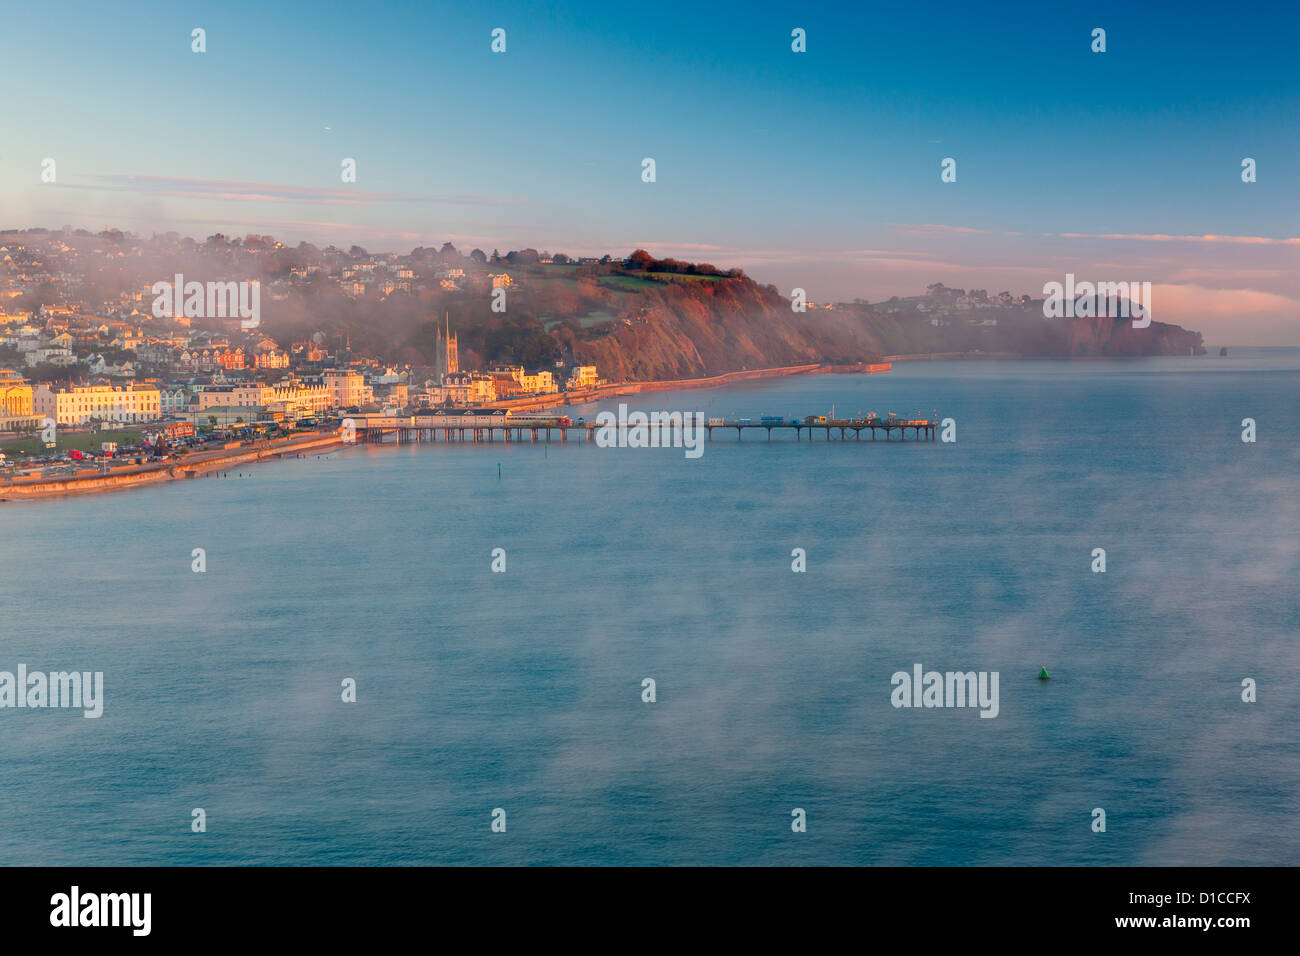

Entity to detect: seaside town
[0,228,622,485]
[0,337,601,487]
[0,225,899,488]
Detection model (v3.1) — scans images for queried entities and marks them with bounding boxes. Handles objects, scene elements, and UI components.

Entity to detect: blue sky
[2,0,1298,341]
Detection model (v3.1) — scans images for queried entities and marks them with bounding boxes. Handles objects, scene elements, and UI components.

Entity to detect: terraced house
[32,381,161,425]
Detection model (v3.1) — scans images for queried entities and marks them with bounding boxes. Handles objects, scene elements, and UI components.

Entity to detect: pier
[710,418,938,441]
[347,413,938,444]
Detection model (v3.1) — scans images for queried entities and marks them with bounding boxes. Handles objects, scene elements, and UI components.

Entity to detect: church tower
[435,313,459,382]
[444,313,458,376]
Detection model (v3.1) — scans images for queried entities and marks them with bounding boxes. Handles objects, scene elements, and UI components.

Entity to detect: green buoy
[1038,666,1051,680]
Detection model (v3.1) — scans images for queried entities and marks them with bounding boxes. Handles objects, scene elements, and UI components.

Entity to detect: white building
[566,365,598,389]
[25,347,75,367]
[323,369,373,408]
[34,382,161,425]
[161,386,196,414]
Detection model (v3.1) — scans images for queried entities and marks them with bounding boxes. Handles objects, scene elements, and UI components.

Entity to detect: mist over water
[2,351,1297,865]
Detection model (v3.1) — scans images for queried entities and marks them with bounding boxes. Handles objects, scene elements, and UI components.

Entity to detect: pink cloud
[1151,283,1299,317]
[67,174,526,208]
[1050,232,1300,245]
[891,223,996,236]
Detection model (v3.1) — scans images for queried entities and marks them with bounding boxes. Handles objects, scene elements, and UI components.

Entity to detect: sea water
[1,351,1296,865]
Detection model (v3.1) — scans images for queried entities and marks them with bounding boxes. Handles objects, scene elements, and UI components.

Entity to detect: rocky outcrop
[1067,315,1205,356]
[559,278,1206,380]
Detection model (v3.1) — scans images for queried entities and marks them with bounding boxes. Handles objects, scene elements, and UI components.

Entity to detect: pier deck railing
[350,418,939,444]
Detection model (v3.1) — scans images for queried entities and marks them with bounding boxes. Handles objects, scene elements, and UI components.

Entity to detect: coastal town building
[442,371,496,405]
[33,382,161,425]
[371,382,408,407]
[0,369,35,417]
[292,340,327,364]
[409,384,448,408]
[231,379,332,416]
[251,348,290,369]
[196,385,240,410]
[25,346,76,367]
[489,365,525,398]
[160,386,195,415]
[566,365,598,390]
[323,369,373,408]
[518,370,557,394]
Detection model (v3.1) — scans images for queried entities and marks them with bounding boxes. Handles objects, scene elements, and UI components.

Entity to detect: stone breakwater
[0,433,349,502]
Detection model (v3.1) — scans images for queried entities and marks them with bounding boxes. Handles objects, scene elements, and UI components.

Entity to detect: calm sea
[2,350,1297,865]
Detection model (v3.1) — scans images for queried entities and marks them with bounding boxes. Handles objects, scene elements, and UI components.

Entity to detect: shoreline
[0,432,349,502]
[488,361,888,413]
[0,362,891,502]
[881,351,1021,362]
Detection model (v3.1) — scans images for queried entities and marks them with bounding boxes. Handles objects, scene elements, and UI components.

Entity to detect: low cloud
[1050,231,1300,246]
[66,174,526,208]
[891,223,996,237]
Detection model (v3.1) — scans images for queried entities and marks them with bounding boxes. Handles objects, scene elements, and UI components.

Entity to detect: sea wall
[0,433,347,501]
[882,352,1021,362]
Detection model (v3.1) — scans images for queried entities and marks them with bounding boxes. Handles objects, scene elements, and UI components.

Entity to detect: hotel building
[33,382,161,425]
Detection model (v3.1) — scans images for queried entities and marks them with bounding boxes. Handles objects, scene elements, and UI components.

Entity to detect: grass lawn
[527,274,583,287]
[0,427,143,458]
[598,274,660,290]
[646,272,725,283]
